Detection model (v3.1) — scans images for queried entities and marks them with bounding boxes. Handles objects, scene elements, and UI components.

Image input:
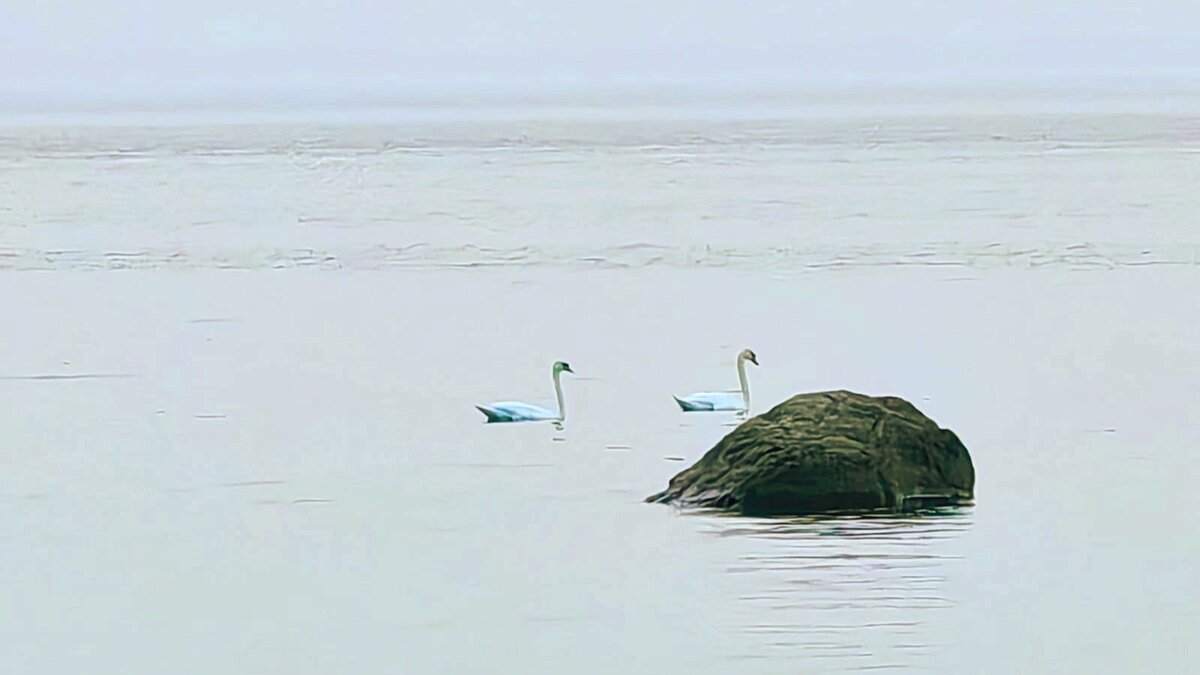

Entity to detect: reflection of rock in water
[647,391,975,516]
[709,508,972,669]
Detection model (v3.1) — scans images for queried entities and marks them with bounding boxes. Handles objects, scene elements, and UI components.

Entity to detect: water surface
[1,98,1197,674]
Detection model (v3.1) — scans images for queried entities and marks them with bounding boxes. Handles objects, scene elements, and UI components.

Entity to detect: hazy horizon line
[4,68,1200,113]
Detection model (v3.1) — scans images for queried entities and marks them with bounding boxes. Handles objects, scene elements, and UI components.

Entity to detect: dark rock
[646,390,974,516]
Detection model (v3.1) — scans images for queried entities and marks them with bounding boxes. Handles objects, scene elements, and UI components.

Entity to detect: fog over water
[3,1,1200,104]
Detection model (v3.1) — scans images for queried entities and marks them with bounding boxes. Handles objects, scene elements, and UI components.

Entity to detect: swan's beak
[749,355,759,366]
[564,365,575,373]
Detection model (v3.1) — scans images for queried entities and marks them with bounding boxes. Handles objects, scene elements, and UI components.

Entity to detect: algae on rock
[647,390,975,516]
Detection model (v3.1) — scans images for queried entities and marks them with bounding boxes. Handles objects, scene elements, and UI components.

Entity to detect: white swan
[674,349,758,413]
[476,361,574,424]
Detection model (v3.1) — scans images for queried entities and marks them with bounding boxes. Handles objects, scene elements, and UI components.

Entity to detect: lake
[1,93,1197,673]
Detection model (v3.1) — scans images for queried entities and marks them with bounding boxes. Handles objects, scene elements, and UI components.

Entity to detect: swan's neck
[553,369,566,421]
[737,354,750,412]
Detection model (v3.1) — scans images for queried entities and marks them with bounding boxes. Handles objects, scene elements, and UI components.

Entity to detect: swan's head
[553,361,575,375]
[740,349,759,366]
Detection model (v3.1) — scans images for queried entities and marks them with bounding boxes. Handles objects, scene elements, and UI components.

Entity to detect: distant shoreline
[2,84,1199,128]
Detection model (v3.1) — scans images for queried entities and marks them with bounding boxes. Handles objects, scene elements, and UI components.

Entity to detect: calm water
[1,98,1198,674]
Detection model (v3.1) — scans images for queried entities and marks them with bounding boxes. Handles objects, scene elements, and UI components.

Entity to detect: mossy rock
[646,390,975,516]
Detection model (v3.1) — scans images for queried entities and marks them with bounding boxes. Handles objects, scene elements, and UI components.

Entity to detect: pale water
[0,96,1198,674]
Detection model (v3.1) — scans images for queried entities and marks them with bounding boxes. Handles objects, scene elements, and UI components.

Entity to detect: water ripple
[701,507,972,671]
[0,242,1194,273]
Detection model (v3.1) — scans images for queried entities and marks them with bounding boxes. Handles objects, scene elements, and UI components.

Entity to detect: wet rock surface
[647,390,975,516]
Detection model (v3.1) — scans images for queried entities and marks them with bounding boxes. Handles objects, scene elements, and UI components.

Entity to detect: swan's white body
[475,401,559,423]
[675,349,758,413]
[477,362,572,423]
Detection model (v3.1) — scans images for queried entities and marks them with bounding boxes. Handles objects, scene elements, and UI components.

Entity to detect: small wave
[0,242,1195,273]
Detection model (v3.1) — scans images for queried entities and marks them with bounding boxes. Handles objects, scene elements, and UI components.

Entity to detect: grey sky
[2,1,1198,102]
